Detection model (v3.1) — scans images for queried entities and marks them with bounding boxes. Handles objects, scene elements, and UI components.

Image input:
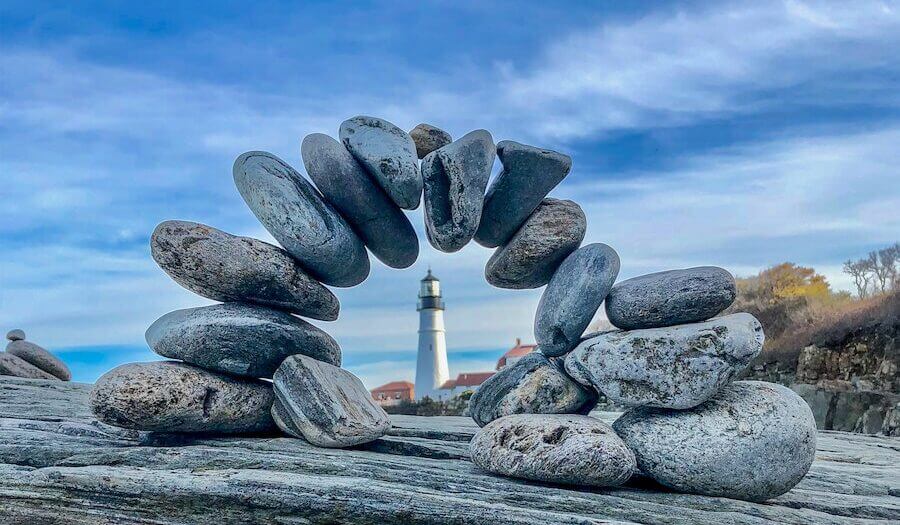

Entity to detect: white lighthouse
[414,269,450,400]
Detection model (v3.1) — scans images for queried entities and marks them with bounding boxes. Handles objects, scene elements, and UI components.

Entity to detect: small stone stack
[1,330,71,381]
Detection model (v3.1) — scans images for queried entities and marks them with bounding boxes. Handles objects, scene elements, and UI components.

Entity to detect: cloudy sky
[2,0,899,386]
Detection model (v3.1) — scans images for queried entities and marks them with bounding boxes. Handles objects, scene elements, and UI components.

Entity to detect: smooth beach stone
[147,303,341,379]
[484,199,585,289]
[6,329,25,341]
[534,243,620,357]
[233,151,369,287]
[302,134,418,269]
[564,313,764,409]
[272,354,391,447]
[475,141,572,248]
[422,129,495,252]
[340,116,421,210]
[613,381,817,502]
[151,220,339,320]
[605,266,737,330]
[0,353,59,380]
[469,352,596,427]
[470,414,635,487]
[6,340,71,381]
[90,361,276,433]
[409,123,452,158]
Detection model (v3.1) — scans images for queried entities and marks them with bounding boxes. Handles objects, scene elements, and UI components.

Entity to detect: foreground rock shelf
[0,377,898,524]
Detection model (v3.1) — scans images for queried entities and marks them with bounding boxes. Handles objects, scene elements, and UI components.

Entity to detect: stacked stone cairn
[1,329,71,381]
[86,114,816,500]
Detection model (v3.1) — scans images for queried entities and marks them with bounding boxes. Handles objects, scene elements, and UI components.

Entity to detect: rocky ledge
[1,376,898,525]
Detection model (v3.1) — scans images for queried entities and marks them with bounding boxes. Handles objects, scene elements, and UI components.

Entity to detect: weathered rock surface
[605,266,737,330]
[535,243,620,357]
[475,141,571,248]
[422,129,495,252]
[5,340,71,381]
[340,116,422,210]
[233,151,369,287]
[410,123,452,158]
[150,220,339,320]
[146,303,341,378]
[470,414,635,487]
[566,313,764,409]
[0,353,58,380]
[273,354,390,447]
[485,199,586,289]
[614,381,818,502]
[90,361,276,433]
[302,133,419,268]
[6,329,25,341]
[469,353,596,427]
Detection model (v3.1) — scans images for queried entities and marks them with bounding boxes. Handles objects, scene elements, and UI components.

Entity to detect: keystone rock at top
[409,123,452,159]
[6,329,25,341]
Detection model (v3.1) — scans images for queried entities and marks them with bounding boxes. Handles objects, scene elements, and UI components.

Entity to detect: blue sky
[2,0,899,387]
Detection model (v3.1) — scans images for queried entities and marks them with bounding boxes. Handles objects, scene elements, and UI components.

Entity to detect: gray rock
[409,123,452,159]
[469,353,596,427]
[485,199,585,289]
[475,141,571,248]
[146,303,341,379]
[150,220,339,320]
[272,354,390,447]
[340,116,422,210]
[534,243,620,357]
[470,414,635,487]
[422,129,495,252]
[6,329,25,341]
[605,266,736,330]
[565,313,763,409]
[613,381,817,502]
[302,134,418,269]
[5,340,71,381]
[90,361,276,433]
[233,151,369,287]
[0,352,59,380]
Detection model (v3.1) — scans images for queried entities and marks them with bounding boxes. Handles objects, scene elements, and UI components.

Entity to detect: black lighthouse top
[418,268,444,311]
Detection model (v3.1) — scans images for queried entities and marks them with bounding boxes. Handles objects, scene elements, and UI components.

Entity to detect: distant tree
[844,258,874,298]
[842,242,899,297]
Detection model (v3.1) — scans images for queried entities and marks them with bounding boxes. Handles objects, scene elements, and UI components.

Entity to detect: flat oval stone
[613,381,817,502]
[564,313,764,409]
[146,303,341,379]
[272,354,390,447]
[90,361,276,433]
[233,151,369,287]
[470,414,635,487]
[409,123,452,159]
[422,129,495,252]
[485,199,585,289]
[151,220,339,320]
[534,243,620,357]
[6,329,25,341]
[605,266,736,330]
[0,352,59,380]
[475,141,571,248]
[469,352,596,427]
[340,116,421,210]
[6,340,71,381]
[302,133,418,269]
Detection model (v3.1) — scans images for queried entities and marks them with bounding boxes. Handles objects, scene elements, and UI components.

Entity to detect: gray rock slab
[340,116,422,209]
[565,313,764,409]
[613,381,818,502]
[485,198,586,289]
[272,354,390,447]
[475,141,572,248]
[302,133,419,269]
[146,302,341,379]
[6,329,25,341]
[5,340,71,381]
[410,123,452,159]
[469,353,597,427]
[0,353,59,380]
[233,151,369,287]
[90,361,276,434]
[470,414,635,487]
[535,243,620,357]
[422,129,495,252]
[151,220,339,320]
[605,266,737,330]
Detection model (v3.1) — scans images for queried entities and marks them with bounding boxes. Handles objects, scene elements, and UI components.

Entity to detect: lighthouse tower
[414,269,450,400]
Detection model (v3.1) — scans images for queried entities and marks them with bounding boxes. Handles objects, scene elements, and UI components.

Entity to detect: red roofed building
[370,381,414,406]
[496,338,537,370]
[440,371,495,398]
